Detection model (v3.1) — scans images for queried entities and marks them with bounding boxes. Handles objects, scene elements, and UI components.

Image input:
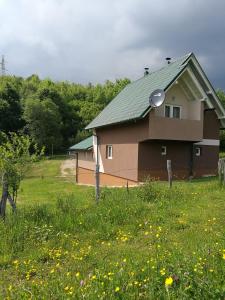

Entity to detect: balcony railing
[148,116,203,141]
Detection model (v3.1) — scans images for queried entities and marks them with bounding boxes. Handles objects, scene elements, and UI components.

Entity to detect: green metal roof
[69,136,93,151]
[86,53,192,129]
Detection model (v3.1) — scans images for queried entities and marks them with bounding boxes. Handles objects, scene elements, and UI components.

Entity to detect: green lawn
[0,158,224,299]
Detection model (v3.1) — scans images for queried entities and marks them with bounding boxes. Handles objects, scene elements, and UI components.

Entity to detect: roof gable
[86,53,192,129]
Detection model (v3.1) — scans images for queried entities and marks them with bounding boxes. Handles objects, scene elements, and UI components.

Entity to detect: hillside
[0,158,225,299]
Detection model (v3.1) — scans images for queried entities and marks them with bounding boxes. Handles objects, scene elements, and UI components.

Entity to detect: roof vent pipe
[144,67,149,76]
[166,57,172,64]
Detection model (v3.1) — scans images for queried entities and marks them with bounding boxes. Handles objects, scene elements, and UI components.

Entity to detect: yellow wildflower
[115,287,120,292]
[160,269,166,276]
[8,285,12,291]
[165,277,173,286]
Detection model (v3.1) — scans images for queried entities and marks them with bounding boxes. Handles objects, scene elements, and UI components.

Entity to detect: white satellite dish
[149,89,165,108]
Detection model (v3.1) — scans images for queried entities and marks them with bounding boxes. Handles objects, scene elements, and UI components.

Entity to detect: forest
[0,74,225,153]
[0,75,130,153]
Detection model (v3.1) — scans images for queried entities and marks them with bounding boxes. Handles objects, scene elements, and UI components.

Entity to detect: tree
[23,98,63,154]
[0,81,23,132]
[0,75,131,151]
[0,133,43,219]
[217,89,225,108]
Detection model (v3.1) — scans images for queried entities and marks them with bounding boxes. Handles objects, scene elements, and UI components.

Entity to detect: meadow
[0,157,225,299]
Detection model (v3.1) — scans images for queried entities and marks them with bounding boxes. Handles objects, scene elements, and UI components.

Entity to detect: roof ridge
[127,52,193,87]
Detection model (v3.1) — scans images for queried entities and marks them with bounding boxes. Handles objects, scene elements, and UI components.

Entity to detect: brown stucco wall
[138,140,192,180]
[149,103,204,142]
[203,109,220,139]
[96,118,149,181]
[77,167,137,186]
[192,109,220,176]
[77,150,95,170]
[193,145,219,177]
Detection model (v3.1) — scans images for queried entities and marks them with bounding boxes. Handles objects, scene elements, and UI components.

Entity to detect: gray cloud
[0,0,225,89]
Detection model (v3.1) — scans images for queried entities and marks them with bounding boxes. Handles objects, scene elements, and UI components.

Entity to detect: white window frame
[106,145,113,159]
[164,104,182,119]
[195,147,201,157]
[161,146,167,156]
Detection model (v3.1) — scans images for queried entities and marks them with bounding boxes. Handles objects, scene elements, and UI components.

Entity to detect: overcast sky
[0,0,225,89]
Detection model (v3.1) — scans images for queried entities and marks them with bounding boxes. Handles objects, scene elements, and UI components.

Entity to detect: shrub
[137,178,163,203]
[137,178,186,204]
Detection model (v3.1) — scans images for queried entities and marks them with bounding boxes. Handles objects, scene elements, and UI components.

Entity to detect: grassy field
[0,158,225,299]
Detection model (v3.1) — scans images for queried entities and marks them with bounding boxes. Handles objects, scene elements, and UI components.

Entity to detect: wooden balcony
[149,115,203,142]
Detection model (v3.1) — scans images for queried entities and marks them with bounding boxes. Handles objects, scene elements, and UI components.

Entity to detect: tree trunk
[8,194,16,213]
[0,180,8,219]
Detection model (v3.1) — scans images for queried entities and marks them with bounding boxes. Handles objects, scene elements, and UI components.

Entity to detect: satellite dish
[149,89,165,108]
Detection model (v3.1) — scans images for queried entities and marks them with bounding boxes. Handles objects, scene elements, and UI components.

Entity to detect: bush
[137,178,186,203]
[137,178,164,203]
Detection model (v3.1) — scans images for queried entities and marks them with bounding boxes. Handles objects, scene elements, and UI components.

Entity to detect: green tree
[217,89,225,108]
[23,98,63,154]
[0,75,131,151]
[0,133,43,218]
[0,81,23,132]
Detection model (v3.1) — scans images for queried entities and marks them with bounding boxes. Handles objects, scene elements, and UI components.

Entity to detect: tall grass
[0,180,224,299]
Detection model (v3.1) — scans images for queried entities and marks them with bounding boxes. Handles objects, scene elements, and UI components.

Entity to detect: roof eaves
[89,115,144,130]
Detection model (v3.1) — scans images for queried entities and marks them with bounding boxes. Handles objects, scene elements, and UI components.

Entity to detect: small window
[173,106,181,119]
[165,104,181,119]
[106,145,113,159]
[165,105,171,118]
[195,147,201,157]
[161,146,167,156]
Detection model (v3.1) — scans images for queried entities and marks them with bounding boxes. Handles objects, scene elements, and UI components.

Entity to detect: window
[195,147,201,157]
[165,105,171,118]
[106,145,113,159]
[173,106,181,119]
[165,105,181,119]
[161,146,167,156]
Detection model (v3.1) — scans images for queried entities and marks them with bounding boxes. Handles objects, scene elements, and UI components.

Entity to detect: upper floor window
[165,105,181,119]
[106,145,113,159]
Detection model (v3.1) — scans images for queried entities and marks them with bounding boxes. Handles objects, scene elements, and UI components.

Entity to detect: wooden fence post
[167,160,172,188]
[218,159,221,182]
[126,181,129,193]
[218,158,225,185]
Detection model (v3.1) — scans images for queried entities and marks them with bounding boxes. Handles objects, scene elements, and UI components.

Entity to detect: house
[69,136,95,183]
[73,52,225,186]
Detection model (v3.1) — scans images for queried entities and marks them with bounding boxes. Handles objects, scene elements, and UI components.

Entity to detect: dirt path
[60,159,76,177]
